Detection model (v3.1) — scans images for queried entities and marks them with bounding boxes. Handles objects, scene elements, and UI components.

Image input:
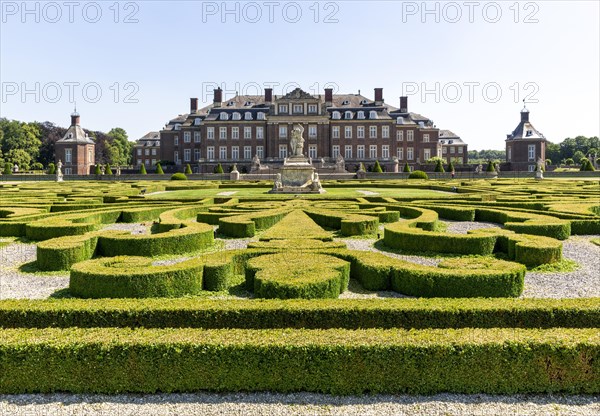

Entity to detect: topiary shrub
[214,163,224,174]
[140,164,147,174]
[434,159,445,173]
[185,164,193,175]
[448,161,455,173]
[94,165,101,175]
[31,162,44,171]
[403,163,411,173]
[486,161,495,172]
[171,173,187,180]
[47,163,56,174]
[106,165,113,175]
[373,160,383,173]
[565,158,574,166]
[408,170,428,179]
[156,163,164,174]
[3,162,12,175]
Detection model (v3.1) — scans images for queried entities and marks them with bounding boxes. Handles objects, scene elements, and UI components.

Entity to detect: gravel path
[1,393,598,416]
[341,239,440,266]
[102,222,152,234]
[443,219,502,234]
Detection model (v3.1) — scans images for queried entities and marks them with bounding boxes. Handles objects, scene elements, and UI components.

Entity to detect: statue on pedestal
[56,160,63,182]
[273,173,282,190]
[289,125,305,157]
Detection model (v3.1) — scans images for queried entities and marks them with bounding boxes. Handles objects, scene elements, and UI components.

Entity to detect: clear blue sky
[1,0,598,150]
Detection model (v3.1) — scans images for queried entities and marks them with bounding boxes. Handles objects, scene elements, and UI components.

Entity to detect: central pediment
[278,88,317,101]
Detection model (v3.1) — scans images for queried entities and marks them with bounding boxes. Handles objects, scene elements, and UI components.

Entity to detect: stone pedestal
[270,156,325,194]
[229,164,240,181]
[535,170,544,180]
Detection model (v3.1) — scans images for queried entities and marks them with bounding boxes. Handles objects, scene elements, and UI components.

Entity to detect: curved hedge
[36,233,100,271]
[69,256,204,298]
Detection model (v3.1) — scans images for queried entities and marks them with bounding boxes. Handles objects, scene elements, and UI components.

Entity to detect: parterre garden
[0,178,599,394]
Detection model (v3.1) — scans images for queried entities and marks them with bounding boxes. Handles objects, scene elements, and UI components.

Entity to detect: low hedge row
[0,298,598,329]
[304,209,380,236]
[259,210,333,241]
[156,205,210,232]
[1,327,597,394]
[475,208,572,240]
[70,256,204,298]
[218,209,288,237]
[36,233,100,271]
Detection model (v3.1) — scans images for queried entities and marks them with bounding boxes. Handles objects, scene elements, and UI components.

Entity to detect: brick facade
[505,108,547,172]
[54,112,95,175]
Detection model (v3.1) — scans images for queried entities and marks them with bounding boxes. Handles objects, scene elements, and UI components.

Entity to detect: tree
[185,163,193,175]
[403,162,410,173]
[0,119,42,163]
[106,164,113,175]
[448,160,455,173]
[546,142,561,165]
[372,160,383,173]
[105,144,122,166]
[156,163,164,174]
[94,165,102,175]
[214,163,224,174]
[565,158,574,166]
[107,127,132,166]
[573,151,586,165]
[5,149,32,170]
[584,159,596,171]
[434,159,445,173]
[140,164,147,174]
[3,162,12,175]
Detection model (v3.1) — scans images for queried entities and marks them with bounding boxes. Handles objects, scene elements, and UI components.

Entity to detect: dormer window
[361,99,369,105]
[526,130,533,137]
[345,111,353,120]
[257,112,266,120]
[194,118,202,126]
[227,101,235,106]
[68,133,73,139]
[332,111,341,120]
[219,113,228,121]
[232,112,241,121]
[357,111,365,120]
[342,100,350,105]
[244,101,252,106]
[244,112,252,120]
[369,111,378,119]
[396,117,403,125]
[174,124,182,131]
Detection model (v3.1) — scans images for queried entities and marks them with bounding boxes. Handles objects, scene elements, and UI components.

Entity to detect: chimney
[400,96,408,113]
[264,88,273,103]
[70,111,80,126]
[374,88,383,105]
[213,88,222,108]
[190,98,198,113]
[324,88,333,107]
[521,108,530,122]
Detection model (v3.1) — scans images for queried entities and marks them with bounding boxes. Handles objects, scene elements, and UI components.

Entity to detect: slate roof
[134,132,160,147]
[56,114,94,145]
[506,110,546,141]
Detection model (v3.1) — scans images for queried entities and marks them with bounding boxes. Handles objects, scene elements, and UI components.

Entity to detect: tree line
[0,118,133,171]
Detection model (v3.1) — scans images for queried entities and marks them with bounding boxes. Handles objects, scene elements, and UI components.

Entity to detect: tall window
[357,145,365,159]
[309,145,317,159]
[369,126,377,138]
[65,148,72,163]
[407,147,414,160]
[528,144,535,161]
[152,149,157,155]
[332,126,340,138]
[424,149,431,161]
[207,127,215,140]
[279,125,288,139]
[184,132,191,143]
[507,146,512,161]
[345,126,352,139]
[423,133,430,143]
[397,147,404,160]
[256,146,264,159]
[308,125,317,138]
[407,131,414,141]
[174,151,180,164]
[244,127,251,139]
[174,135,179,145]
[397,130,404,141]
[231,127,239,139]
[357,126,365,139]
[382,145,389,159]
[279,145,288,158]
[184,149,191,162]
[442,147,447,154]
[194,149,201,161]
[88,148,93,162]
[137,148,142,156]
[450,146,455,154]
[231,146,239,160]
[332,145,340,158]
[244,146,252,160]
[194,131,201,143]
[256,127,264,139]
[219,146,227,159]
[345,145,352,159]
[457,146,463,154]
[207,146,215,160]
[219,127,227,140]
[145,149,150,156]
[369,145,377,159]
[382,126,389,138]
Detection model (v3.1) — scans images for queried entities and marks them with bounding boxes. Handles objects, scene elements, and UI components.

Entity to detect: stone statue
[336,154,346,172]
[273,173,282,190]
[13,164,18,173]
[536,158,544,172]
[476,164,483,174]
[252,154,261,169]
[320,158,326,168]
[495,163,500,174]
[310,172,322,191]
[56,160,63,182]
[289,124,305,157]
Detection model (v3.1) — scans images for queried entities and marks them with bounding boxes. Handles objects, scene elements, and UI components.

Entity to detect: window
[219,127,227,140]
[194,131,201,143]
[507,146,512,161]
[137,149,142,156]
[407,131,414,141]
[382,145,390,159]
[194,118,202,126]
[450,146,455,154]
[174,151,180,164]
[345,111,353,120]
[308,125,317,138]
[397,147,404,160]
[332,111,341,120]
[244,127,251,139]
[244,146,252,160]
[369,126,377,138]
[207,146,215,160]
[231,127,239,139]
[332,145,340,158]
[308,104,317,113]
[457,146,463,154]
[231,146,239,160]
[345,126,352,139]
[256,146,264,159]
[244,112,252,121]
[256,127,264,139]
[219,146,227,160]
[145,149,150,156]
[151,159,156,165]
[207,127,215,140]
[219,113,228,121]
[65,148,72,163]
[88,148,93,162]
[194,149,200,161]
[174,135,179,145]
[369,111,378,119]
[345,145,352,159]
[184,149,191,162]
[64,167,72,175]
[174,124,181,130]
[369,145,377,159]
[424,149,431,161]
[357,111,365,120]
[382,126,389,138]
[257,112,266,120]
[407,147,414,160]
[184,132,191,143]
[232,112,241,121]
[396,117,404,124]
[332,126,340,139]
[442,147,447,154]
[279,125,288,139]
[145,159,150,166]
[357,126,365,139]
[357,145,365,159]
[528,144,535,161]
[293,104,303,114]
[308,145,317,159]
[423,134,430,143]
[397,130,404,141]
[279,145,288,159]
[279,104,288,114]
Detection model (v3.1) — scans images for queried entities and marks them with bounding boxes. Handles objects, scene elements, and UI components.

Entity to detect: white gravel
[101,222,152,234]
[341,238,440,267]
[443,220,502,234]
[1,392,598,416]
